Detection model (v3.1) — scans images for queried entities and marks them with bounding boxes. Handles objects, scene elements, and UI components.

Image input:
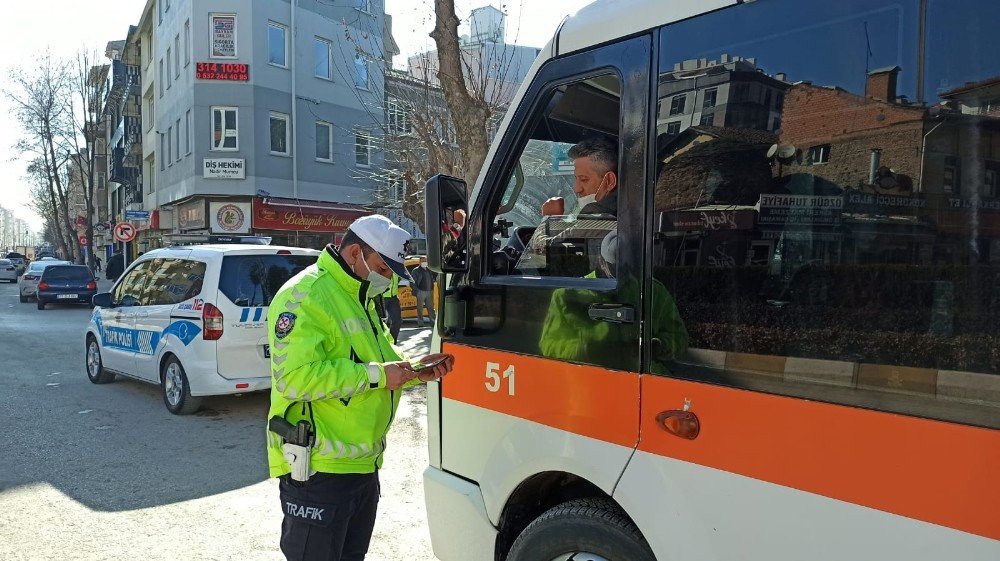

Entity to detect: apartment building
[134,0,389,249]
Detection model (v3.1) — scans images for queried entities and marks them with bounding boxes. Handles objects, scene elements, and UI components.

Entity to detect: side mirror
[92,292,115,308]
[425,174,469,274]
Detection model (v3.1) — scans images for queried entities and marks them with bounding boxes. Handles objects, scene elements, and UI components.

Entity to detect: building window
[314,37,332,80]
[808,144,830,165]
[733,83,751,102]
[355,132,372,166]
[354,54,369,89]
[268,22,288,67]
[943,156,961,193]
[986,162,1000,198]
[270,112,291,156]
[175,118,182,161]
[666,121,682,135]
[353,0,373,14]
[390,174,406,203]
[669,94,686,115]
[97,172,106,190]
[387,98,412,135]
[159,134,165,170]
[166,48,171,89]
[703,88,718,108]
[185,109,192,154]
[211,106,239,151]
[174,35,181,78]
[699,113,714,126]
[316,121,333,162]
[184,20,191,66]
[167,126,172,165]
[159,59,164,97]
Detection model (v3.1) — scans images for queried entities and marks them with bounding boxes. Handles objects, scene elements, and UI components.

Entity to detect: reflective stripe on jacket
[266,246,412,477]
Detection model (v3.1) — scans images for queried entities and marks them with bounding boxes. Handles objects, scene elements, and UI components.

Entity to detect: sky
[0,0,592,232]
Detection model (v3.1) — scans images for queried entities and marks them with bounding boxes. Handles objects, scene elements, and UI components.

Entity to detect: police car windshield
[218,254,316,307]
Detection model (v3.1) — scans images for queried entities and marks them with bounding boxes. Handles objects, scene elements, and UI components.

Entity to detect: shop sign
[948,197,1000,211]
[662,209,755,232]
[195,62,248,82]
[758,194,843,227]
[211,14,237,58]
[178,200,207,230]
[210,202,251,234]
[846,190,927,209]
[204,158,245,179]
[252,199,367,233]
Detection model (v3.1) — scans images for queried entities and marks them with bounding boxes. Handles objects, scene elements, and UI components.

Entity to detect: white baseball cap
[347,214,413,281]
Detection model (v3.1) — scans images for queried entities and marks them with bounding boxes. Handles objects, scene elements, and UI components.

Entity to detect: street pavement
[0,279,439,561]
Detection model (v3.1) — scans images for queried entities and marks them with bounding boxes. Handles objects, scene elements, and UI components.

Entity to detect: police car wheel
[86,336,115,384]
[506,498,655,561]
[161,357,202,415]
[19,294,27,303]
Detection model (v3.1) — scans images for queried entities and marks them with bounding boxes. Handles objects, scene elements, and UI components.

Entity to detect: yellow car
[398,256,439,320]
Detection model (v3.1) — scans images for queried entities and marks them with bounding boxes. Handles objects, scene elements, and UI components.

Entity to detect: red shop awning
[252,198,369,233]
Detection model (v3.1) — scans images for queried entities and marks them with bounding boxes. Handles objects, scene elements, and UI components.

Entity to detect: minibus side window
[487,74,622,281]
[114,261,154,307]
[648,0,999,428]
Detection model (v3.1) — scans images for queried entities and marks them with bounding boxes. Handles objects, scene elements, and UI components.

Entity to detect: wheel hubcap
[165,364,183,406]
[87,342,100,377]
[551,555,610,561]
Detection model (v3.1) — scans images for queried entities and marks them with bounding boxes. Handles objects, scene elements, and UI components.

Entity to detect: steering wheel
[491,226,535,274]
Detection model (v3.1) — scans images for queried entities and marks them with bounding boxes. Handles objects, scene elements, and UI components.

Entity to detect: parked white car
[85,244,319,414]
[18,259,72,302]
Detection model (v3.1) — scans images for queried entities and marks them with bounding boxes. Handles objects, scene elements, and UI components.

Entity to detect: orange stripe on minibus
[440,343,1000,541]
[441,343,639,448]
[640,375,1000,541]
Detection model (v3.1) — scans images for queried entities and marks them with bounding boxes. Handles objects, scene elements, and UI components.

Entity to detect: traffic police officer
[266,214,454,561]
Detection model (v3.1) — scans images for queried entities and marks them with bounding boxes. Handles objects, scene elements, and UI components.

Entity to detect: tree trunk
[431,0,491,188]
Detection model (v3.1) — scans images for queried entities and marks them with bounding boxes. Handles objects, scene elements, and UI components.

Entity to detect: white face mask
[573,174,608,215]
[420,262,428,268]
[356,253,391,299]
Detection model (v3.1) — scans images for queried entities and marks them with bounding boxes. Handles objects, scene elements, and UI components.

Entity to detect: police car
[85,244,319,414]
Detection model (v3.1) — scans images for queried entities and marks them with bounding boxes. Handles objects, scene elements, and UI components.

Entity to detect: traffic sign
[113,222,137,242]
[125,210,150,220]
[94,223,107,233]
[78,235,88,246]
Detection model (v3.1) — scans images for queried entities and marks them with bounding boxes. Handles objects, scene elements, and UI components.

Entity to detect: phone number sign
[196,62,249,81]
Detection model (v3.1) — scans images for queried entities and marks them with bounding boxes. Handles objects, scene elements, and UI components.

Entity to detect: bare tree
[6,54,79,262]
[335,3,527,228]
[68,50,109,270]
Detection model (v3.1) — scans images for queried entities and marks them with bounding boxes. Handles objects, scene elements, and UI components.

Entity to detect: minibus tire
[161,357,202,415]
[506,498,655,561]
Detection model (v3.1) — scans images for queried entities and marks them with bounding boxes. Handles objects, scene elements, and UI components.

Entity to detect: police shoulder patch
[275,312,297,339]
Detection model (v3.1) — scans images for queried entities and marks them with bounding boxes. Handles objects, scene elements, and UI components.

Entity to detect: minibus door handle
[588,304,634,323]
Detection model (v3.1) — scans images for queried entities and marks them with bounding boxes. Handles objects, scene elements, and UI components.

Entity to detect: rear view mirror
[425,174,469,274]
[92,292,115,308]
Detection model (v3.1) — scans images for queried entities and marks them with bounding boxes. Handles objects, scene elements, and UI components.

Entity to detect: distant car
[19,260,71,302]
[86,244,319,414]
[0,259,17,282]
[36,265,97,310]
[5,252,27,275]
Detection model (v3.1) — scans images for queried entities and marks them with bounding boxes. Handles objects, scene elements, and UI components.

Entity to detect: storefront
[251,197,369,249]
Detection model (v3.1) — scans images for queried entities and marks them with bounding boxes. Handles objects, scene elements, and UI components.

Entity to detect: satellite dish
[777,145,797,164]
[767,144,779,160]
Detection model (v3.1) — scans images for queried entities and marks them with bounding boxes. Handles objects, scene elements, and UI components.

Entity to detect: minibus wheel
[506,498,655,561]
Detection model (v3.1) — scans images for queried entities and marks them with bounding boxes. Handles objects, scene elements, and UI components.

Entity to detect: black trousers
[279,472,380,561]
[384,296,402,343]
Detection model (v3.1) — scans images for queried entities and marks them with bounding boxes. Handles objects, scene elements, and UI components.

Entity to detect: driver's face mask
[573,173,610,217]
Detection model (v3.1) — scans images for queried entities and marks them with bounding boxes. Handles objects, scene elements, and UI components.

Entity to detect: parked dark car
[36,265,97,310]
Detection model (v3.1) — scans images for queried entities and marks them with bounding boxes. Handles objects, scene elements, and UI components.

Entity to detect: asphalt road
[0,279,438,561]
